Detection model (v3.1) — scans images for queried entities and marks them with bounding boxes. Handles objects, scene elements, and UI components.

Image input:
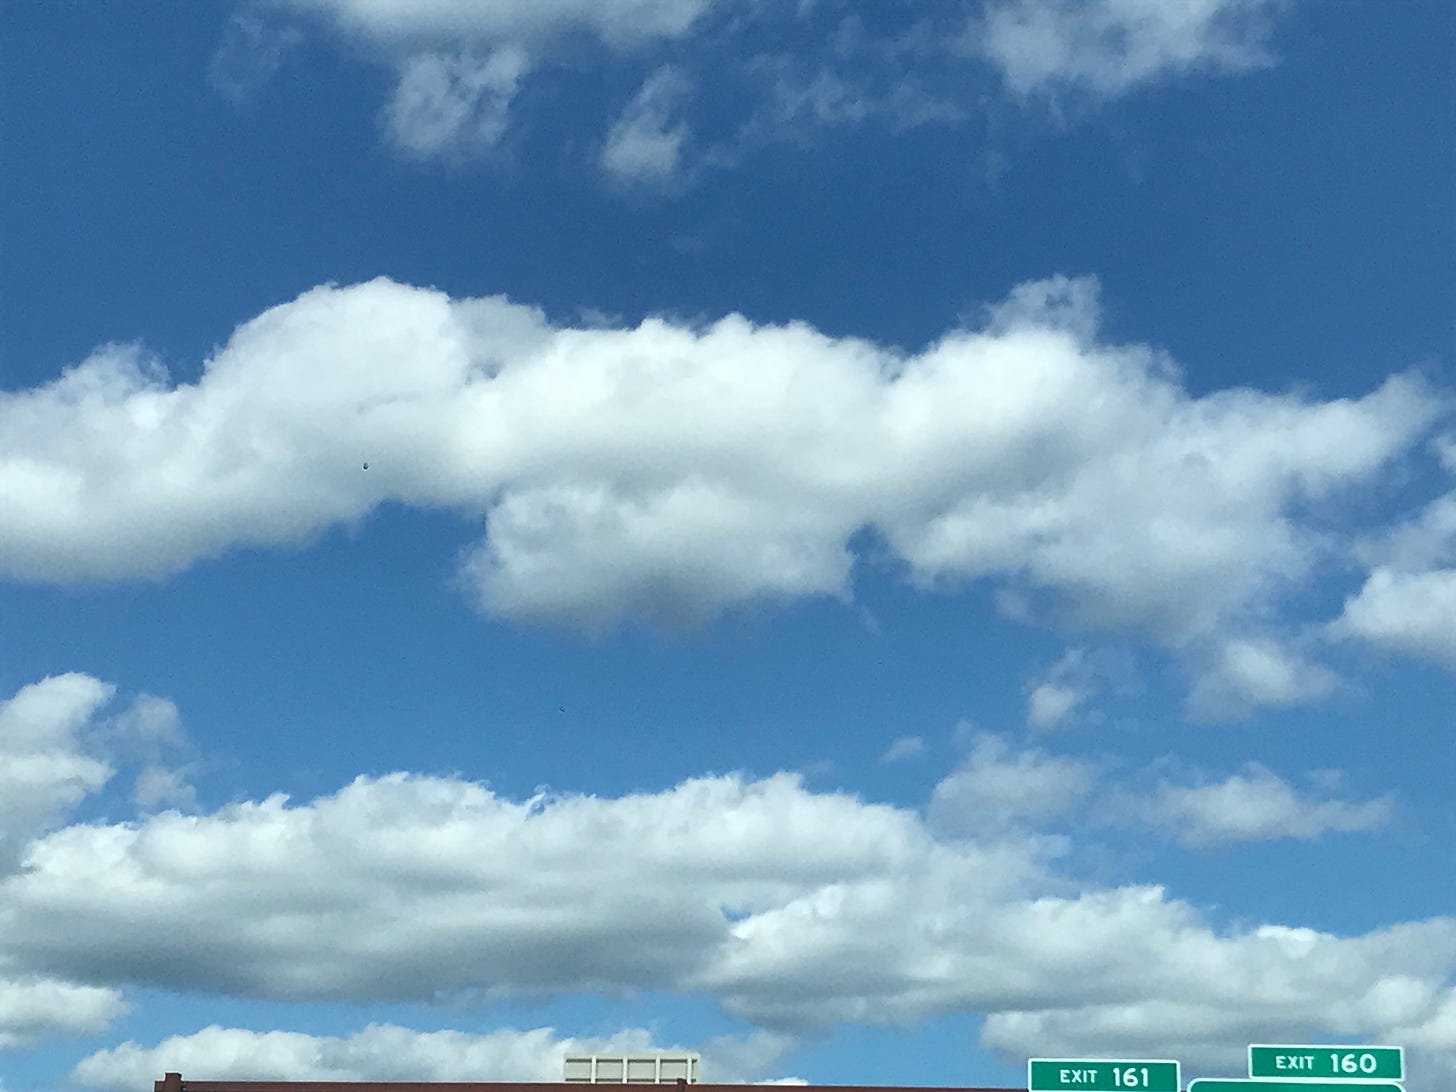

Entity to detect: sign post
[1027,1059,1180,1092]
[1248,1046,1404,1082]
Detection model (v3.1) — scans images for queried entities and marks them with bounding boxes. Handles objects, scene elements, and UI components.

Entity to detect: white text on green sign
[1027,1059,1180,1092]
[1248,1045,1403,1081]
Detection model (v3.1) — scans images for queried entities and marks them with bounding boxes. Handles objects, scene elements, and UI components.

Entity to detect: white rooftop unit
[564,1054,700,1084]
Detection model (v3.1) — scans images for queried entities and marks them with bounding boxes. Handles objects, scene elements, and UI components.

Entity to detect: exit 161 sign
[1028,1059,1180,1092]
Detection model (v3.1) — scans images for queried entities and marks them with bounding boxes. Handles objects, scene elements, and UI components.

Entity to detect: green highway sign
[1027,1059,1180,1092]
[1190,1083,1402,1092]
[1248,1045,1404,1081]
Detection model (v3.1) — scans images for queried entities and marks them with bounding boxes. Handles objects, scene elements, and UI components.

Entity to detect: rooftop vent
[564,1054,700,1084]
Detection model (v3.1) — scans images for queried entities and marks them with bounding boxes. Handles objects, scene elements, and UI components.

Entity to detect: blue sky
[1,2,1453,1091]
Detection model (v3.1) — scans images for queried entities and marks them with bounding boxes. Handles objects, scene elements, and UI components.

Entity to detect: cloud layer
[73,1023,788,1090]
[3,276,1443,700]
[0,674,1448,1085]
[222,0,1291,171]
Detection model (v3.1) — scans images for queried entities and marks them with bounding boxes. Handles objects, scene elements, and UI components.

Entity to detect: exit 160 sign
[1028,1059,1180,1092]
[1249,1045,1404,1081]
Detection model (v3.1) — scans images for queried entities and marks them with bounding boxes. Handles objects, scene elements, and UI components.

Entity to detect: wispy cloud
[880,736,926,764]
[1187,636,1340,722]
[381,48,529,160]
[1142,762,1395,848]
[1025,646,1132,731]
[208,11,303,107]
[601,66,694,187]
[974,0,1280,99]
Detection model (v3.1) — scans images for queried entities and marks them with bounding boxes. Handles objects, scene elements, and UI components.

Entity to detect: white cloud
[1376,486,1456,574]
[0,756,1411,1032]
[0,976,128,1049]
[929,731,1096,835]
[982,958,1453,1081]
[1186,636,1339,721]
[1328,454,1456,669]
[243,1,1288,176]
[0,674,115,870]
[0,770,947,1012]
[2,276,1440,664]
[1387,988,1456,1092]
[0,675,197,871]
[1026,681,1084,732]
[108,694,198,812]
[1145,762,1394,848]
[382,48,529,160]
[72,1023,785,1090]
[926,736,1393,852]
[0,679,1448,1075]
[1389,985,1456,1051]
[601,66,694,186]
[273,0,715,163]
[1333,568,1456,669]
[879,736,925,763]
[1025,647,1103,731]
[977,0,1279,99]
[281,0,715,50]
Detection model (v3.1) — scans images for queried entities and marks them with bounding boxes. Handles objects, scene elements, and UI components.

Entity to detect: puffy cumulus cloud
[1329,478,1456,669]
[0,975,128,1049]
[0,674,116,870]
[1144,762,1394,848]
[382,48,529,159]
[3,744,1448,1052]
[976,0,1279,99]
[928,730,1096,836]
[1376,475,1456,575]
[0,771,939,1007]
[1334,568,1456,669]
[703,886,1455,1037]
[981,944,1454,1090]
[1387,988,1456,1091]
[1328,449,1456,669]
[456,477,856,629]
[0,674,197,880]
[3,275,1442,662]
[72,1023,789,1089]
[1186,636,1340,721]
[601,66,694,186]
